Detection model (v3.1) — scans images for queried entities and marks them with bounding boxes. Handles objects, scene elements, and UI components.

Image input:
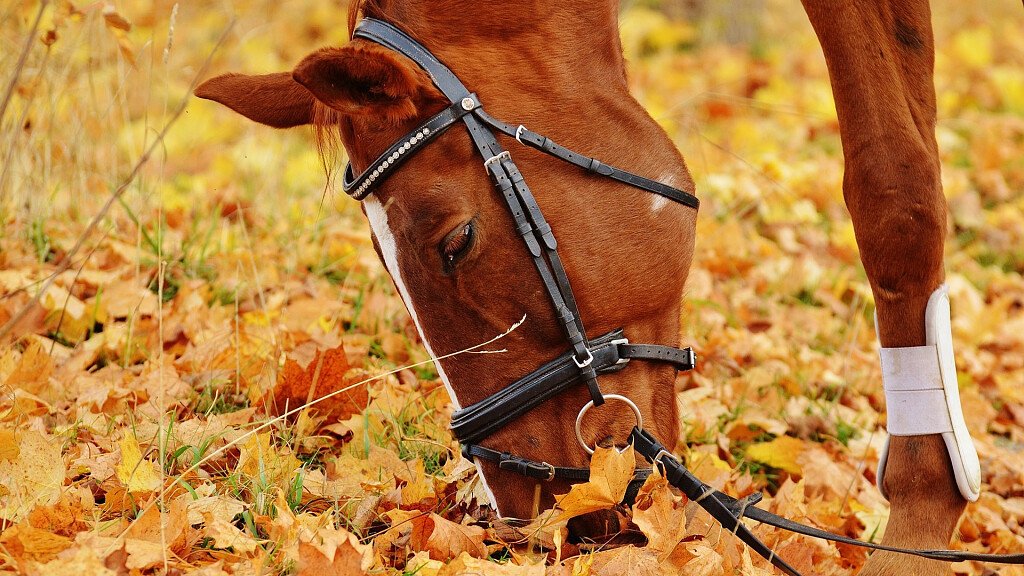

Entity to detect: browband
[343,96,479,199]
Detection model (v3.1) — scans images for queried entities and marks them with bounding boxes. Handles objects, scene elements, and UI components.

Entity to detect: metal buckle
[610,338,630,366]
[483,150,511,169]
[540,461,556,482]
[572,348,594,369]
[515,125,527,145]
[684,347,697,370]
[652,449,674,474]
[575,394,643,455]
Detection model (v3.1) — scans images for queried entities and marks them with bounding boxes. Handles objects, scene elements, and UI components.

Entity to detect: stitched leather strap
[474,109,700,209]
[450,330,696,446]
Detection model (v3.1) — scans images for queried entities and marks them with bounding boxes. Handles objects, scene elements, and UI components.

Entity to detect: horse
[195,1,976,574]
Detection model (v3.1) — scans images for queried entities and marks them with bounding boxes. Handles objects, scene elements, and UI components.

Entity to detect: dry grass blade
[0,18,237,343]
[0,0,48,126]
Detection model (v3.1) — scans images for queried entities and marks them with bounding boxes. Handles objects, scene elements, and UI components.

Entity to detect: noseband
[342,18,1024,575]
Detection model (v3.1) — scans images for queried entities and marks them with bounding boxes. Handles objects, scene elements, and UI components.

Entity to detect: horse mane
[347,0,387,39]
[309,0,390,183]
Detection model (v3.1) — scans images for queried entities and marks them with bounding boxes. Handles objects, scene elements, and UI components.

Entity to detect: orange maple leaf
[261,344,368,422]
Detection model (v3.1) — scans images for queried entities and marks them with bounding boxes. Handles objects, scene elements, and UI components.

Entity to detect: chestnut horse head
[196,0,697,520]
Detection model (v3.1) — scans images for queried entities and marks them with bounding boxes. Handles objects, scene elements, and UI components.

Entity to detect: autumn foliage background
[2,1,1024,575]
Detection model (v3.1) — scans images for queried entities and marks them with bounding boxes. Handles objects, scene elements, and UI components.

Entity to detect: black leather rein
[342,17,1023,574]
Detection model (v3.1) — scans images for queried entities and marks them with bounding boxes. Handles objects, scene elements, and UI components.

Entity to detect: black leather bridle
[344,18,699,484]
[341,17,1024,575]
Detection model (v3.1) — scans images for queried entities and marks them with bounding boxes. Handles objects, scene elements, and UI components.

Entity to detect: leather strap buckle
[498,454,557,481]
[539,461,556,481]
[652,448,674,474]
[610,338,630,366]
[572,348,594,369]
[515,124,527,145]
[683,347,697,370]
[483,150,511,169]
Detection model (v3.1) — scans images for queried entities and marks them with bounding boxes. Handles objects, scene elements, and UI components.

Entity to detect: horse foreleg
[800,1,974,574]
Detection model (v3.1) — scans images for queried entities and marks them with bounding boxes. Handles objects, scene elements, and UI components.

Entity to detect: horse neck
[380,2,630,114]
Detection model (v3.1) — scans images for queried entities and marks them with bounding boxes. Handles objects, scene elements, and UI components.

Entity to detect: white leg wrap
[876,284,981,502]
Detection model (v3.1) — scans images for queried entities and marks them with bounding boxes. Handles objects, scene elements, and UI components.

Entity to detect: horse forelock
[311,102,345,184]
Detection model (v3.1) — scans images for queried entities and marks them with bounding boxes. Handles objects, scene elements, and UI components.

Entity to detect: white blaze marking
[652,172,677,213]
[362,196,501,513]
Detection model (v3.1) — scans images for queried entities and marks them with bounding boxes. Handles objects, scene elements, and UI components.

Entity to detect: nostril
[566,507,647,547]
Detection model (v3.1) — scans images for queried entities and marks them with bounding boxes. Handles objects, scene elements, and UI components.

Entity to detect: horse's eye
[440,221,475,274]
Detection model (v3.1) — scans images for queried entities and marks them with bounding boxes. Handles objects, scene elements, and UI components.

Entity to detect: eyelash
[441,222,474,273]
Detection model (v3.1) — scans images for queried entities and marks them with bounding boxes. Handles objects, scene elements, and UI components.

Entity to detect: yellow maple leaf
[0,431,65,521]
[0,429,18,461]
[437,552,545,576]
[236,433,300,491]
[631,472,686,557]
[115,435,161,494]
[744,436,806,475]
[553,446,636,521]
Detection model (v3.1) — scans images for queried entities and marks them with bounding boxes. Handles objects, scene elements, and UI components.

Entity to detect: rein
[343,17,1023,573]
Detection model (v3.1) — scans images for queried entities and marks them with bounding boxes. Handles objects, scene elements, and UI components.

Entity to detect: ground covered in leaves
[2,1,1024,575]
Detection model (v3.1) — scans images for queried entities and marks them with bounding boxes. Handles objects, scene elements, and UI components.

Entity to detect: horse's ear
[291,42,438,124]
[194,72,316,128]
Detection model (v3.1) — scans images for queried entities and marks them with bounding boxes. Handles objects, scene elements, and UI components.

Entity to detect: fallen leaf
[553,446,636,520]
[0,523,72,564]
[261,344,369,423]
[204,512,261,554]
[2,339,53,396]
[236,432,300,492]
[115,435,161,494]
[631,472,686,556]
[33,544,118,576]
[587,544,660,575]
[745,435,806,475]
[296,523,374,576]
[436,552,545,576]
[422,513,487,561]
[0,430,65,522]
